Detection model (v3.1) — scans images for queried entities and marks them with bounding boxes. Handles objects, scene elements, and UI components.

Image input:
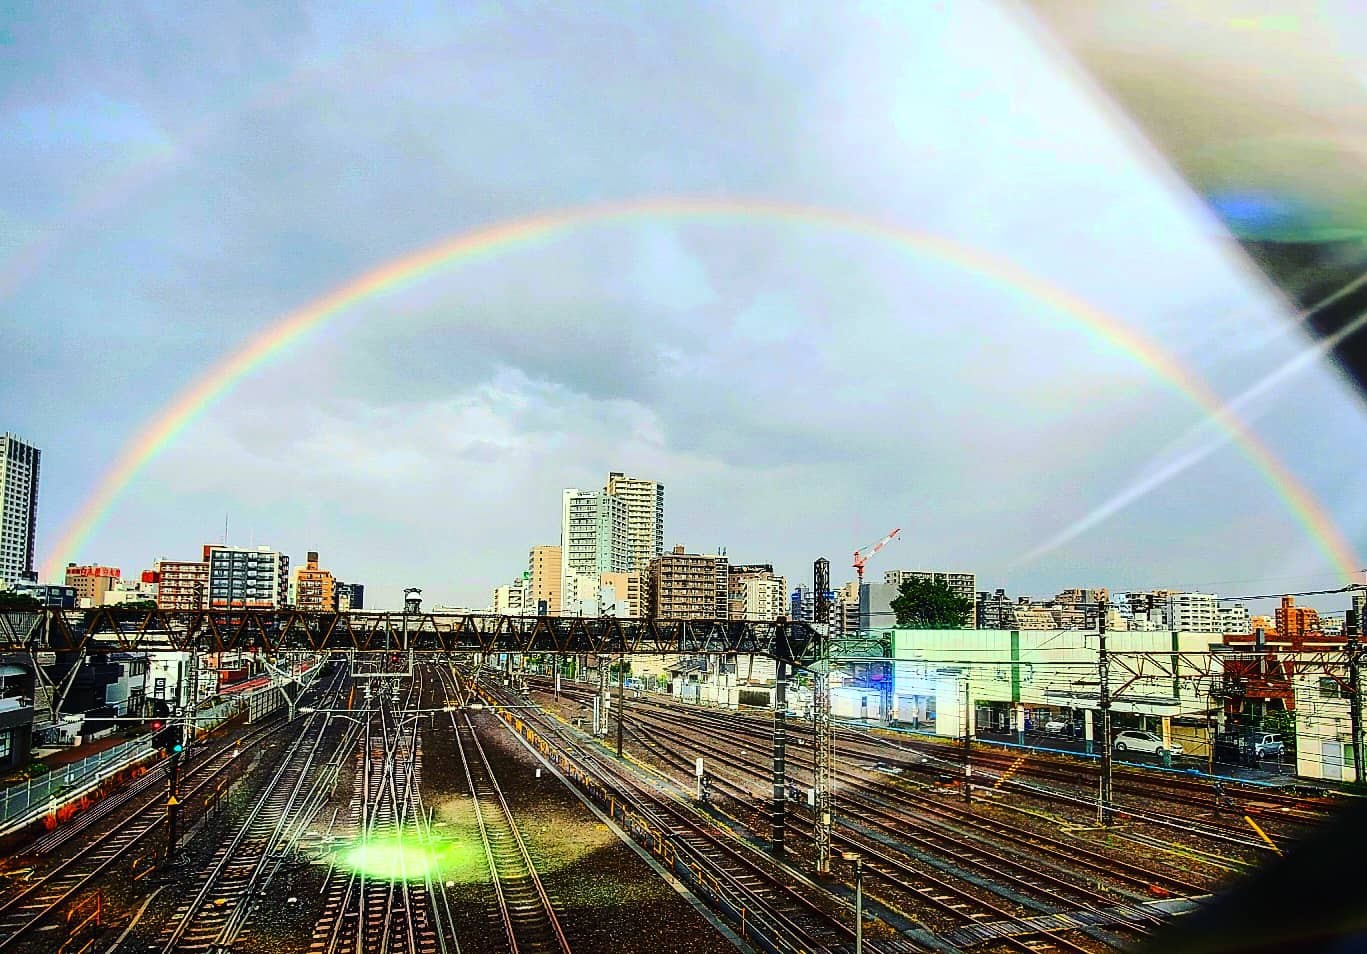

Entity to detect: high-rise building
[560,490,629,606]
[154,559,209,610]
[790,584,814,622]
[528,545,562,615]
[290,551,337,611]
[64,564,121,607]
[884,569,978,628]
[605,472,665,572]
[0,435,41,585]
[206,545,289,610]
[645,545,728,620]
[1276,596,1320,641]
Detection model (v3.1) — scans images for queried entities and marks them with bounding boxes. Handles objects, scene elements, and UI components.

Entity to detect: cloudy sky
[3,1,1364,610]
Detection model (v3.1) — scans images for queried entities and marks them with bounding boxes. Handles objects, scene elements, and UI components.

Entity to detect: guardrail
[0,735,156,829]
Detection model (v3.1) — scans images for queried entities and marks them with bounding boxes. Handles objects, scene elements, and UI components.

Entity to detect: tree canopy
[890,578,973,629]
[0,591,42,611]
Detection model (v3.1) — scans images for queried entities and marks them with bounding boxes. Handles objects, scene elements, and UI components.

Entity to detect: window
[0,729,10,762]
[1320,677,1344,699]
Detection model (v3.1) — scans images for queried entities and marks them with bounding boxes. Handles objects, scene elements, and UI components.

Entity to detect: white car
[1043,719,1070,736]
[1113,730,1183,755]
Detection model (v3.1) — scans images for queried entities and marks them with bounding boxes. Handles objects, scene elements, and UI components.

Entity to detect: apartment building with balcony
[645,545,729,620]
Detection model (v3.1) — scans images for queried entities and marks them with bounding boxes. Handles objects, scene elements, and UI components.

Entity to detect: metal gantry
[0,608,822,667]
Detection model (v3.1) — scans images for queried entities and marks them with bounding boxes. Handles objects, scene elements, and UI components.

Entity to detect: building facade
[1276,596,1320,640]
[0,435,40,585]
[599,571,642,617]
[646,545,728,620]
[64,564,122,607]
[1165,592,1223,633]
[290,551,337,611]
[727,564,777,620]
[207,545,289,610]
[884,569,978,628]
[528,545,562,615]
[741,576,788,621]
[605,472,665,572]
[561,490,629,582]
[335,582,365,611]
[492,578,530,615]
[154,559,209,610]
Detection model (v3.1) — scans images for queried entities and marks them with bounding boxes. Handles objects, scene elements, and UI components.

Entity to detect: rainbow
[39,196,1361,580]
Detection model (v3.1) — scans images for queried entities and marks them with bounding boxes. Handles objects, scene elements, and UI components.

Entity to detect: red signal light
[151,720,164,731]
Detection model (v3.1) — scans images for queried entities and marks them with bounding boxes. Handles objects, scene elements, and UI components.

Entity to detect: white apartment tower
[560,489,629,608]
[605,471,665,572]
[0,435,41,585]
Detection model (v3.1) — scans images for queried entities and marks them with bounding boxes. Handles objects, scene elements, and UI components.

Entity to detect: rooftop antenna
[223,513,228,546]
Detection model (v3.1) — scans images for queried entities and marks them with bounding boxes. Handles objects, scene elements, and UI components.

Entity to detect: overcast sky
[3,1,1364,611]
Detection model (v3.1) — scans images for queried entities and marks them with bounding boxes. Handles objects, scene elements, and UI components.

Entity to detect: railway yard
[0,656,1347,954]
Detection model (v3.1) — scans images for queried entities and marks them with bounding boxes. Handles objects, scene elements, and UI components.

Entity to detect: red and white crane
[853,527,901,583]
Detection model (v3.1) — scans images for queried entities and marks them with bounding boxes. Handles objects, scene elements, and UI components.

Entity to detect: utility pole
[616,654,626,758]
[1098,598,1114,825]
[1348,634,1365,785]
[961,677,972,805]
[772,658,787,856]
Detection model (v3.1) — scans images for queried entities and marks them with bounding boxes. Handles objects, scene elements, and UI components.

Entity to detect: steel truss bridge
[0,608,824,667]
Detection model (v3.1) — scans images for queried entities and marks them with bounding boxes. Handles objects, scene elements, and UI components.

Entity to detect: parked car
[1113,730,1183,755]
[1043,719,1071,736]
[1252,733,1285,759]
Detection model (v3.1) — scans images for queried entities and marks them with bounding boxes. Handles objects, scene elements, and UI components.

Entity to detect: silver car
[1114,730,1183,755]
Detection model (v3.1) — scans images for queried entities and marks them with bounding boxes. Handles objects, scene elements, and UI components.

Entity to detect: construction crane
[853,528,901,583]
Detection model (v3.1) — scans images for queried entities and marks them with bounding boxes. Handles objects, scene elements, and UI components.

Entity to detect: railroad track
[451,708,571,954]
[616,699,1139,954]
[315,670,444,954]
[157,709,345,953]
[532,675,1339,828]
[0,716,295,953]
[470,670,892,954]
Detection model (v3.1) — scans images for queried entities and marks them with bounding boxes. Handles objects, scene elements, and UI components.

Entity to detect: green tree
[0,591,42,611]
[890,578,973,629]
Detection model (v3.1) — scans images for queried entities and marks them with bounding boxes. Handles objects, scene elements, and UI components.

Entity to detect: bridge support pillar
[772,660,787,856]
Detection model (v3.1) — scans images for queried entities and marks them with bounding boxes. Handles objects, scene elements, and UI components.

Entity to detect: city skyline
[4,4,1366,609]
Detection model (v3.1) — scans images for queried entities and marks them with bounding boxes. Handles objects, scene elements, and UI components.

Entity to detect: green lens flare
[336,834,486,883]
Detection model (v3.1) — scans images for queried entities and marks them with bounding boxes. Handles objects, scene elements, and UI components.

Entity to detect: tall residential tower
[0,435,40,585]
[605,471,665,572]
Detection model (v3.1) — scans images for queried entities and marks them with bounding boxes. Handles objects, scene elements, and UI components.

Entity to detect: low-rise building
[11,582,76,608]
[64,564,122,607]
[290,551,337,611]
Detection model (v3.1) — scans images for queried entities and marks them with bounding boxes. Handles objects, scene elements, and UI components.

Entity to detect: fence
[0,735,156,830]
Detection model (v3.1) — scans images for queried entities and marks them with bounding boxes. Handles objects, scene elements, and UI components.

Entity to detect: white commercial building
[0,434,40,586]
